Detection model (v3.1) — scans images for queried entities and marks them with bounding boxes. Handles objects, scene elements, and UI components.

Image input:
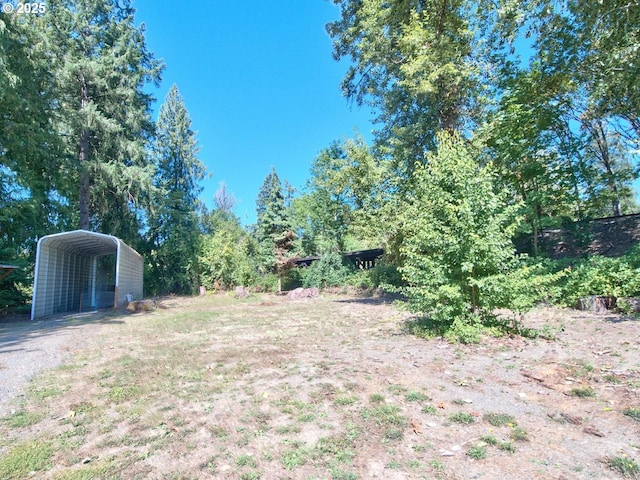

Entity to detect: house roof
[0,264,19,282]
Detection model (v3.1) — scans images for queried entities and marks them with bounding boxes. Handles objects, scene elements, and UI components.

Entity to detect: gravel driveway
[0,312,113,417]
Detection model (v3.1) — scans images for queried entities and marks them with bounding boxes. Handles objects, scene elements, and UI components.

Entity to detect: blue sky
[133,0,375,225]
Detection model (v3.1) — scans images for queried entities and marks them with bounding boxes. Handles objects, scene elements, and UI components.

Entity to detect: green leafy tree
[199,213,255,290]
[479,66,587,254]
[485,0,639,221]
[536,0,640,137]
[327,0,482,171]
[199,183,256,289]
[296,137,370,255]
[147,85,205,294]
[400,133,522,331]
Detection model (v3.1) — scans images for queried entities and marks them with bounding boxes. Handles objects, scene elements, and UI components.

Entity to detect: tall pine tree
[0,12,68,308]
[41,0,162,241]
[255,168,296,292]
[148,85,205,295]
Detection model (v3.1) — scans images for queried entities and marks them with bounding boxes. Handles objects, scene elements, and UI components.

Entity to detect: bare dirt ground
[0,293,639,479]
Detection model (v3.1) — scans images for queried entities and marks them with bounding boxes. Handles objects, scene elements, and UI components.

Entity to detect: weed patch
[510,426,529,442]
[568,387,596,398]
[483,413,516,427]
[623,407,640,422]
[0,440,53,478]
[282,446,310,470]
[449,412,475,425]
[467,445,487,460]
[405,390,430,402]
[369,393,384,403]
[2,410,44,428]
[360,404,405,426]
[606,455,640,478]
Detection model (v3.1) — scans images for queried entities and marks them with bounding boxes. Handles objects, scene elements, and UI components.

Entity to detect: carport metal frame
[31,230,143,320]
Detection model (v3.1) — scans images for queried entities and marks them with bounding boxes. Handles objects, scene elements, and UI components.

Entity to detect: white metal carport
[31,230,143,319]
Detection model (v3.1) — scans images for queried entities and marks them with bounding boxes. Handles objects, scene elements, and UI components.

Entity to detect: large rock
[287,287,320,299]
[576,296,616,314]
[235,286,249,298]
[126,299,156,313]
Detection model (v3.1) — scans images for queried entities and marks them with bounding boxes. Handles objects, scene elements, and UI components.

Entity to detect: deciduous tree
[400,133,521,327]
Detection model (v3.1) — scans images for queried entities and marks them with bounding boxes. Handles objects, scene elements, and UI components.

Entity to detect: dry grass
[0,293,639,479]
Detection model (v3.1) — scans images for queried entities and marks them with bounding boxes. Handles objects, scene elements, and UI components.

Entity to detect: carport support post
[113,243,121,309]
[90,257,97,309]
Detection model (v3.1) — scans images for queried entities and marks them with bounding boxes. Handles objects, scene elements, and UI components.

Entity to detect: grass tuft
[499,442,516,453]
[449,412,475,425]
[606,455,640,478]
[2,410,44,428]
[369,393,385,403]
[568,387,596,398]
[467,445,487,460]
[0,440,53,478]
[405,390,430,402]
[510,426,529,442]
[483,412,516,427]
[623,407,640,422]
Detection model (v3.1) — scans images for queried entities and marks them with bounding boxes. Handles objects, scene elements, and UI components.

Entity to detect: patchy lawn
[1,293,639,479]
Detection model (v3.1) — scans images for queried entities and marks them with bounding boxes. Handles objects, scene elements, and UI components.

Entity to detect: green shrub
[344,269,375,289]
[301,251,352,289]
[561,255,640,305]
[370,261,403,288]
[199,226,257,290]
[252,273,280,293]
[472,257,567,315]
[399,133,524,331]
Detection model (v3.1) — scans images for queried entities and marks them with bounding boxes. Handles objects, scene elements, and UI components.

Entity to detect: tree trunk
[592,120,621,216]
[78,78,90,230]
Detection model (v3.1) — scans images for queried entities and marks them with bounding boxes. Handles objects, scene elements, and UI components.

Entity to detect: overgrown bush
[399,133,524,334]
[251,272,280,293]
[370,261,403,288]
[199,228,256,290]
[560,251,640,306]
[0,256,33,313]
[472,257,568,315]
[301,251,351,289]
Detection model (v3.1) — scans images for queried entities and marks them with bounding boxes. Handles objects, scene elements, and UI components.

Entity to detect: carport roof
[39,230,120,257]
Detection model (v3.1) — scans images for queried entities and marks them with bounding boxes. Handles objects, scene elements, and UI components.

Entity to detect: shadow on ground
[334,292,405,306]
[0,309,125,355]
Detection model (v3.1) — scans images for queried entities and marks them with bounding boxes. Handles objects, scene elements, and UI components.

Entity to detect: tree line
[1,1,639,338]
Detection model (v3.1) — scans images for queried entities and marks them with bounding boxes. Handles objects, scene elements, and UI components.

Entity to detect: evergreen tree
[255,168,296,292]
[40,0,163,239]
[147,85,205,295]
[0,12,68,308]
